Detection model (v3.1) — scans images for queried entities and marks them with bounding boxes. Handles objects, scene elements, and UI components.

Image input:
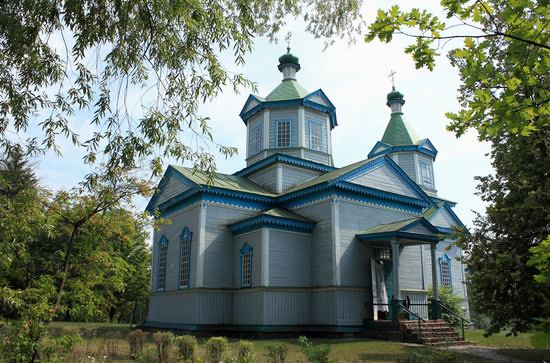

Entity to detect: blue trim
[275,120,292,148]
[417,138,439,155]
[436,226,454,234]
[357,231,440,242]
[368,144,438,160]
[438,253,452,286]
[156,235,169,291]
[178,227,193,289]
[238,94,264,119]
[235,153,335,177]
[239,243,253,288]
[442,203,465,227]
[229,215,316,235]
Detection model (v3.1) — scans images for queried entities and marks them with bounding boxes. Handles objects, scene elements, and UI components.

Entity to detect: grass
[3,321,542,362]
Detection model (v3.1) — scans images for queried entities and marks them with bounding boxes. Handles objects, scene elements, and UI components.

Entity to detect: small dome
[387,87,404,102]
[278,47,300,72]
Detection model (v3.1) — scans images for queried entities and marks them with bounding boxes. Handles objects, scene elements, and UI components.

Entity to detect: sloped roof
[381,113,418,146]
[170,165,276,197]
[356,217,441,242]
[257,208,311,222]
[265,79,309,101]
[422,201,445,220]
[361,217,423,234]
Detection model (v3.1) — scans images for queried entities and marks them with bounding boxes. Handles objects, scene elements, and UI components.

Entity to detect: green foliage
[129,329,147,359]
[365,1,549,140]
[153,331,173,363]
[428,285,465,327]
[205,336,228,363]
[265,343,289,363]
[0,0,362,182]
[236,340,255,363]
[298,336,334,363]
[40,328,83,363]
[397,347,458,363]
[174,335,199,362]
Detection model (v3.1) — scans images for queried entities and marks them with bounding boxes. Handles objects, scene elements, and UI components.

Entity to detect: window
[240,243,253,287]
[373,247,391,260]
[248,124,262,156]
[309,121,323,151]
[179,227,192,288]
[439,253,452,286]
[157,235,169,290]
[420,162,433,187]
[276,121,291,148]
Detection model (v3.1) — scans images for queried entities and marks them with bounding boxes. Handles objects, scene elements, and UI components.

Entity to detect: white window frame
[276,121,291,148]
[178,227,192,289]
[157,236,169,291]
[309,120,323,151]
[420,161,433,187]
[439,254,452,286]
[248,124,262,156]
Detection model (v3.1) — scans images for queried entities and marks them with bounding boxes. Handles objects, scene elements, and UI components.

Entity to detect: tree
[0,0,363,182]
[365,1,549,335]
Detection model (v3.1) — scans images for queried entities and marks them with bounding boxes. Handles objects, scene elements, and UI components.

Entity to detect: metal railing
[438,301,471,339]
[399,303,425,340]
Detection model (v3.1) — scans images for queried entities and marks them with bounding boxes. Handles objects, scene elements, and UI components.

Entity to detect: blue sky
[35,0,492,229]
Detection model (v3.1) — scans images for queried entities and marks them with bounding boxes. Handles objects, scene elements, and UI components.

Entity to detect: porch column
[430,242,440,319]
[391,239,401,321]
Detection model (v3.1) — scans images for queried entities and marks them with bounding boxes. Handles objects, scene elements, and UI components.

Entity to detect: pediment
[346,164,417,198]
[304,89,335,109]
[146,167,194,212]
[428,207,461,229]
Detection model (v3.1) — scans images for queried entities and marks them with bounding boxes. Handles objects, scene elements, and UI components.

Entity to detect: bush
[174,335,198,362]
[298,336,333,363]
[40,328,83,363]
[205,336,228,363]
[153,331,173,363]
[236,340,254,363]
[428,286,466,327]
[398,347,457,363]
[129,329,146,358]
[265,343,289,363]
[98,331,120,359]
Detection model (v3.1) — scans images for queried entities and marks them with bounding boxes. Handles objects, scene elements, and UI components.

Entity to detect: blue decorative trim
[156,235,169,291]
[239,243,253,288]
[238,94,264,119]
[442,203,465,227]
[438,253,452,286]
[235,153,335,177]
[335,181,430,208]
[436,226,454,234]
[356,231,440,242]
[368,144,438,160]
[178,227,192,289]
[229,215,316,235]
[417,138,439,155]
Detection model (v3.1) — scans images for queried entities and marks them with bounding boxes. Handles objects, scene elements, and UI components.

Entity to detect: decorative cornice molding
[235,153,335,177]
[229,215,316,236]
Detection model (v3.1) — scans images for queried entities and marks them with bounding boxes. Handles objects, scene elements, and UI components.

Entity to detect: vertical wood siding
[234,231,263,288]
[304,109,328,152]
[148,292,200,323]
[247,114,264,157]
[248,165,278,193]
[281,165,320,192]
[347,165,416,197]
[312,290,337,324]
[395,152,417,183]
[233,290,264,325]
[401,289,428,319]
[263,290,311,325]
[398,245,424,290]
[269,230,311,287]
[156,176,192,205]
[203,205,257,288]
[270,108,298,148]
[198,291,233,324]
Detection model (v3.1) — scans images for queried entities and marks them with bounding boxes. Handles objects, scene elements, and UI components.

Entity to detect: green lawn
[465,329,534,348]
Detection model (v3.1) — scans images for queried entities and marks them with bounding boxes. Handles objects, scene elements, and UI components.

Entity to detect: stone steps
[399,320,467,346]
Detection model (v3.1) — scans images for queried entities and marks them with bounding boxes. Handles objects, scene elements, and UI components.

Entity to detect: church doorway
[371,247,393,320]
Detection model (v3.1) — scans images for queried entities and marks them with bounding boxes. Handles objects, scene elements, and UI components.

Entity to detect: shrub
[99,331,120,359]
[153,331,173,363]
[40,329,83,363]
[298,336,333,363]
[428,286,465,327]
[205,336,228,363]
[236,340,254,363]
[397,347,457,363]
[174,335,198,362]
[81,326,97,354]
[265,343,288,363]
[129,329,146,358]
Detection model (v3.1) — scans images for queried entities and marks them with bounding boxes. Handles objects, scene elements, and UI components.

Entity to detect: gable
[429,208,459,228]
[243,98,260,114]
[347,164,417,198]
[402,222,436,236]
[155,173,193,206]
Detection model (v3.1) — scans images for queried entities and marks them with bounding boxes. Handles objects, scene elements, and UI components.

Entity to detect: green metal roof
[283,157,380,194]
[422,201,445,220]
[358,218,422,235]
[256,208,311,222]
[265,79,309,101]
[170,165,276,197]
[381,113,418,146]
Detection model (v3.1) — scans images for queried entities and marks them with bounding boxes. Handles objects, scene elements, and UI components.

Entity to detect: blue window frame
[157,235,169,290]
[240,243,253,288]
[276,121,291,148]
[308,120,324,151]
[439,253,452,286]
[178,227,192,289]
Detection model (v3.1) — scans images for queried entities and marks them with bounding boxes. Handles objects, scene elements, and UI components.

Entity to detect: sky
[34,0,493,229]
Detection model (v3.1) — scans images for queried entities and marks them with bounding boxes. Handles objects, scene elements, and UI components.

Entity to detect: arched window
[179,227,193,289]
[157,235,169,290]
[439,253,452,286]
[240,243,253,288]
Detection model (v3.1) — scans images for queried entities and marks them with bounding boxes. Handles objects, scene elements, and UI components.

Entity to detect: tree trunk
[54,226,79,311]
[109,306,116,323]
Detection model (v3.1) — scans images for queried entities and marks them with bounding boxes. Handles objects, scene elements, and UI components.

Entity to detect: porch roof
[356,217,441,244]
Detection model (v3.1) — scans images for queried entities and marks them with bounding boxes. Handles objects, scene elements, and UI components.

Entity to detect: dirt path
[449,345,530,363]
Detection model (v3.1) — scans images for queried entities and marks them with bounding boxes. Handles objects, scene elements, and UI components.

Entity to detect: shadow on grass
[496,348,550,362]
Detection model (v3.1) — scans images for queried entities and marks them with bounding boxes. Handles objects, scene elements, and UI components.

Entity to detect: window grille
[309,121,322,151]
[157,236,168,290]
[277,121,291,147]
[374,247,392,260]
[179,227,192,288]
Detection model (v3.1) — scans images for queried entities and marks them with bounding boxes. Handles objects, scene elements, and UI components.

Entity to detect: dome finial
[388,70,397,90]
[278,42,300,80]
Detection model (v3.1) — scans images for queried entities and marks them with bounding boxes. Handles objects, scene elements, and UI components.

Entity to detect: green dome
[386,87,405,104]
[278,47,300,71]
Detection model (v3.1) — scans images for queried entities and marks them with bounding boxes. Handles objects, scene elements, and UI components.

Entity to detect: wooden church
[144,49,469,336]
